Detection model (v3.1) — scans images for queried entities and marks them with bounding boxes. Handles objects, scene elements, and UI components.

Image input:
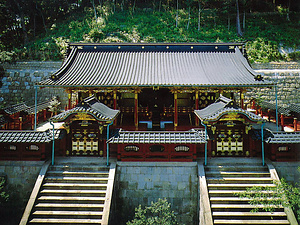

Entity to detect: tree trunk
[198,1,201,31]
[91,0,97,19]
[13,0,28,46]
[187,6,190,30]
[236,0,243,36]
[228,15,230,31]
[176,0,178,28]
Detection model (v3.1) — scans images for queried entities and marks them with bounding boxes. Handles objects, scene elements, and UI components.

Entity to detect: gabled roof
[288,103,300,115]
[3,103,29,115]
[38,43,270,88]
[259,101,291,116]
[108,129,206,144]
[0,129,63,143]
[265,131,300,144]
[50,95,119,122]
[194,96,264,123]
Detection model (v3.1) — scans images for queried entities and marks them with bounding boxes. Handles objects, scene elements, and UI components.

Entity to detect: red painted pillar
[113,90,117,110]
[113,90,118,126]
[294,118,298,131]
[68,90,72,110]
[174,92,178,131]
[134,91,139,130]
[280,114,284,131]
[240,89,244,109]
[195,91,199,127]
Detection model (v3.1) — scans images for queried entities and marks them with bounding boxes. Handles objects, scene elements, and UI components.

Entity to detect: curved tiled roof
[50,96,119,122]
[259,101,291,116]
[0,129,63,143]
[194,96,265,123]
[38,43,270,88]
[265,131,300,144]
[108,129,206,144]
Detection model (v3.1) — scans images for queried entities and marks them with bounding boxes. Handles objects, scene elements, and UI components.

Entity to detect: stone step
[49,165,109,172]
[40,189,106,197]
[207,177,273,184]
[211,204,284,212]
[205,171,271,178]
[210,197,280,204]
[29,218,102,224]
[208,190,275,197]
[34,203,104,211]
[42,183,108,190]
[32,210,103,219]
[46,171,109,178]
[205,165,269,172]
[207,183,276,190]
[213,219,290,224]
[213,211,287,220]
[37,196,106,204]
[45,177,108,184]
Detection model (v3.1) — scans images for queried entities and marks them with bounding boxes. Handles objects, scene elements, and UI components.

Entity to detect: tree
[0,177,9,206]
[238,178,300,221]
[236,0,243,36]
[127,198,179,225]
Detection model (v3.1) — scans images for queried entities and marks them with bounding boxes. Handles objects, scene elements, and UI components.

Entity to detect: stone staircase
[26,159,115,225]
[205,158,291,225]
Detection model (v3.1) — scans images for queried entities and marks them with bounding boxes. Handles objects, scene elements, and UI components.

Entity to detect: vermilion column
[174,92,178,130]
[134,91,139,130]
[240,89,245,109]
[68,90,72,110]
[281,114,284,130]
[113,90,117,110]
[294,118,298,131]
[195,90,199,127]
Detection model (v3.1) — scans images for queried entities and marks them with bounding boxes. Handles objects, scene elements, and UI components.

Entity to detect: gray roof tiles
[39,43,270,88]
[0,129,63,143]
[266,131,300,144]
[194,96,264,123]
[51,96,119,122]
[108,129,206,144]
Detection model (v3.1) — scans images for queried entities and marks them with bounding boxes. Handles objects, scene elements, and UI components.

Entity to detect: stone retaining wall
[0,161,44,225]
[1,61,300,109]
[1,61,68,109]
[114,162,198,225]
[244,70,300,108]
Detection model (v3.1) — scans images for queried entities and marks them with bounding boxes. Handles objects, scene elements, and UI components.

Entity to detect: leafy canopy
[127,198,179,225]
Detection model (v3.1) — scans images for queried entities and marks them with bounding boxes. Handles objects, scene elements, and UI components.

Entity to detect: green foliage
[237,178,300,221]
[0,1,299,62]
[246,38,285,63]
[288,51,300,61]
[127,198,179,225]
[0,177,9,205]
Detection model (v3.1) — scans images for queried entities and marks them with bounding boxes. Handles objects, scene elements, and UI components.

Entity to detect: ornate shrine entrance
[50,96,120,157]
[215,126,245,157]
[70,120,103,156]
[195,96,265,158]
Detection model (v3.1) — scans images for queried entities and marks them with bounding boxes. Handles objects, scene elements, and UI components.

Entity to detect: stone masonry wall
[1,61,300,110]
[1,61,68,109]
[114,162,198,225]
[244,70,300,108]
[0,161,44,225]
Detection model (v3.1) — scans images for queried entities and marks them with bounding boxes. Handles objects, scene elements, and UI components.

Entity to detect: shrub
[238,178,300,222]
[0,177,9,205]
[288,51,300,61]
[127,198,179,225]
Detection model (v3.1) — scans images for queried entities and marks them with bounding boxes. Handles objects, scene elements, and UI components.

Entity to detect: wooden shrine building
[38,43,269,132]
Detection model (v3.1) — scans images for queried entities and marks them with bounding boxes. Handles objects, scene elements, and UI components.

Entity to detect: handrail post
[201,121,208,166]
[34,86,38,130]
[261,122,265,166]
[49,120,55,166]
[106,121,113,167]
